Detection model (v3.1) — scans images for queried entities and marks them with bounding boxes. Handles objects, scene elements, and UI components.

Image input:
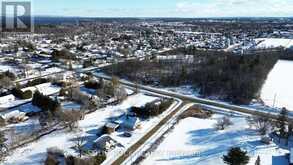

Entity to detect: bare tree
[58,111,81,131]
[215,116,233,130]
[74,135,86,158]
[114,87,127,102]
[0,131,8,162]
[0,77,13,89]
[111,76,120,89]
[247,116,271,135]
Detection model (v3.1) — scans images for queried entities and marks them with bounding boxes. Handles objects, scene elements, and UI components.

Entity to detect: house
[261,136,272,144]
[0,94,15,105]
[104,122,120,134]
[2,110,29,123]
[117,114,141,130]
[94,135,121,152]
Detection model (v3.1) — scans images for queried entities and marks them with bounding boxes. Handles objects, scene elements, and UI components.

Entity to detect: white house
[94,135,121,152]
[117,114,141,130]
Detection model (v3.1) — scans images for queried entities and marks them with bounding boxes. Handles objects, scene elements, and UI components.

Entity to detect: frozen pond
[261,60,293,110]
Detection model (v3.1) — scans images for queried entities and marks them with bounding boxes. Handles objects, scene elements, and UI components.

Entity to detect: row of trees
[32,91,60,113]
[11,88,32,100]
[131,99,173,118]
[51,49,77,62]
[104,47,280,104]
[281,48,293,60]
[25,78,50,88]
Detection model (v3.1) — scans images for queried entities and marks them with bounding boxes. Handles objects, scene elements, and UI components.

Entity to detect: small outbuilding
[104,122,120,134]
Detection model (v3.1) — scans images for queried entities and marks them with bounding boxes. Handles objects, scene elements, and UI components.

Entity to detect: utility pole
[273,93,277,108]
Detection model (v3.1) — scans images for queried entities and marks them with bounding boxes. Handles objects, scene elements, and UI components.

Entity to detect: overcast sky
[6,0,293,17]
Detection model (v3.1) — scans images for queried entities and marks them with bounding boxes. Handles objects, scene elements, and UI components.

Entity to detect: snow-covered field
[143,115,288,165]
[3,93,159,165]
[261,60,293,110]
[255,38,293,49]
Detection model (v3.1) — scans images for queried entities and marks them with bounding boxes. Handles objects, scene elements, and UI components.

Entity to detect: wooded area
[104,47,280,104]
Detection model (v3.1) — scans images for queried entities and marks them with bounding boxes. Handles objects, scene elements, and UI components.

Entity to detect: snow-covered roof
[117,115,140,129]
[2,110,26,120]
[105,122,120,129]
[0,94,15,104]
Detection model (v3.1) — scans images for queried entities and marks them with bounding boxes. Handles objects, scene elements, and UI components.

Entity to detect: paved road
[107,100,187,165]
[91,73,293,165]
[94,73,292,122]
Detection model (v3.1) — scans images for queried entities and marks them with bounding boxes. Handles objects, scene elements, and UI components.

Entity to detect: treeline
[0,71,16,81]
[104,47,280,104]
[131,99,173,118]
[51,49,77,62]
[11,88,32,100]
[25,78,50,88]
[281,48,293,60]
[32,91,60,113]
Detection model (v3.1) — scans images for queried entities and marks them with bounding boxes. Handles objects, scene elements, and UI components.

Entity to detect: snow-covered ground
[255,38,293,49]
[143,115,289,165]
[3,93,159,165]
[261,60,293,110]
[0,65,18,73]
[0,83,60,110]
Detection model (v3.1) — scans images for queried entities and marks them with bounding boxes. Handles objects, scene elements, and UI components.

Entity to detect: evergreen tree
[255,155,260,165]
[223,147,250,165]
[277,108,288,138]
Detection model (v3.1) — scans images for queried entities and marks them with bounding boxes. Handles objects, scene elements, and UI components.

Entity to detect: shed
[105,122,119,134]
